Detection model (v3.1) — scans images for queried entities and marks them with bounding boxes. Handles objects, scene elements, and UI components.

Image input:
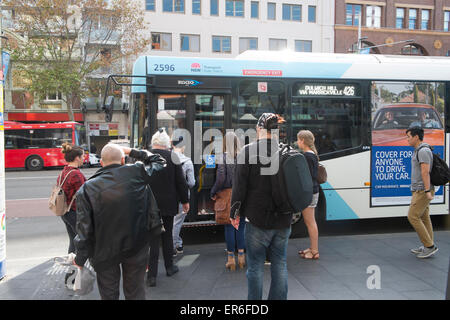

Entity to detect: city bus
[4,121,88,170]
[126,51,450,235]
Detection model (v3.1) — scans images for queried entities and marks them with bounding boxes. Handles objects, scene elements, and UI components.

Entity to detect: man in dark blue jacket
[74,144,165,300]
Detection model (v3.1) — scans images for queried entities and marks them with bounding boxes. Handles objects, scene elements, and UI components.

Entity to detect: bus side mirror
[103,95,114,122]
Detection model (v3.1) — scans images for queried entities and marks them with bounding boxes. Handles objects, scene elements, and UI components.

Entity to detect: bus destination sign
[296,83,359,97]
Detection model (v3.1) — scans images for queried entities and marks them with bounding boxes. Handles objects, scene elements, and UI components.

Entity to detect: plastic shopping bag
[54,254,96,295]
[73,266,96,296]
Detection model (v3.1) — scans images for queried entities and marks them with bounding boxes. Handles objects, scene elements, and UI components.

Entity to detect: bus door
[155,93,230,222]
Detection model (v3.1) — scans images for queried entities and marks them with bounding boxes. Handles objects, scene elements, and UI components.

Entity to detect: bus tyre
[26,156,44,171]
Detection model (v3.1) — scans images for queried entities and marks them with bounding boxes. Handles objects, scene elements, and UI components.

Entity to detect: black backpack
[416,145,450,186]
[271,144,313,214]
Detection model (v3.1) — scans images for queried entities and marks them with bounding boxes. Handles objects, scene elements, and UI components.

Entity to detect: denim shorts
[308,193,319,208]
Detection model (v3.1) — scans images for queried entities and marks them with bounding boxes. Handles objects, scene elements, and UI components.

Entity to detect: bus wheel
[26,156,44,171]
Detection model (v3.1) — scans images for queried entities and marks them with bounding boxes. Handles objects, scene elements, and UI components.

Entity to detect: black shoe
[176,246,184,254]
[146,275,156,287]
[166,265,179,277]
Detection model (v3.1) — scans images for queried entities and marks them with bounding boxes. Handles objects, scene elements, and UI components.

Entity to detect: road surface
[5,167,98,218]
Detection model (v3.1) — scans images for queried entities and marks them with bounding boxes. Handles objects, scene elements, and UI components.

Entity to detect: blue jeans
[245,222,291,300]
[173,204,187,249]
[224,219,246,252]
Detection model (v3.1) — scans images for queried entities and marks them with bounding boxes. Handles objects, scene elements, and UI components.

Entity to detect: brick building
[335,0,450,55]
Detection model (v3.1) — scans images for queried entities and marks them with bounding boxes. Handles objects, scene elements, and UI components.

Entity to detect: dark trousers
[61,210,77,254]
[96,246,147,300]
[148,215,174,277]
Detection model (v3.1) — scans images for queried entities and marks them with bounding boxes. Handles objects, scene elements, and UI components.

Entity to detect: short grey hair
[151,128,171,149]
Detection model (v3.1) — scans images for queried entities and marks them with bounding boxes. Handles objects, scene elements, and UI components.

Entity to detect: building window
[268,3,276,20]
[444,11,449,31]
[145,0,155,11]
[401,44,425,56]
[251,1,259,19]
[282,4,301,21]
[192,0,201,14]
[210,0,218,15]
[295,40,312,52]
[151,33,172,51]
[226,0,244,17]
[396,8,405,28]
[421,9,430,30]
[269,38,287,51]
[408,8,417,30]
[366,5,381,28]
[308,6,316,23]
[212,36,231,53]
[239,37,258,53]
[346,4,361,26]
[181,34,200,52]
[45,92,62,101]
[163,0,185,13]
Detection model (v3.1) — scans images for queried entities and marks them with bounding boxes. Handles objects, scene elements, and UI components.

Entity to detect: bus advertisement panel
[371,82,445,206]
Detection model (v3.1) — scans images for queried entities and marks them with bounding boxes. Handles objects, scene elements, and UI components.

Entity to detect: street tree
[6,0,150,121]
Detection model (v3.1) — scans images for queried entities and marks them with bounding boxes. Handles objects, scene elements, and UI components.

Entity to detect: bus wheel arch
[26,155,44,171]
[316,186,327,223]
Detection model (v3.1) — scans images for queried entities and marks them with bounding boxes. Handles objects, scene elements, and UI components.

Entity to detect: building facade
[141,0,335,56]
[335,0,450,55]
[2,5,129,154]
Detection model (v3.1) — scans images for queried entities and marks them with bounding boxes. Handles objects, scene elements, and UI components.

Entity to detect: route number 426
[154,64,175,72]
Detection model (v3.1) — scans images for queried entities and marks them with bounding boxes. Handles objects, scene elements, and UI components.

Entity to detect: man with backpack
[230,113,293,300]
[406,127,439,259]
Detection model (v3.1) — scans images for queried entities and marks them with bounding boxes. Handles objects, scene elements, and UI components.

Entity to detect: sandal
[302,250,320,260]
[298,248,311,257]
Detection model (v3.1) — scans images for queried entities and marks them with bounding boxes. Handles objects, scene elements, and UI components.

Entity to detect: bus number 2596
[153,64,175,72]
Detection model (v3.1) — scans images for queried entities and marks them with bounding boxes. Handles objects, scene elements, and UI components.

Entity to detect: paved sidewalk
[0,218,448,300]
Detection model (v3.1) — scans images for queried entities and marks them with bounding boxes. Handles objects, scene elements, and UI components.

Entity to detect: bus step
[183,220,218,228]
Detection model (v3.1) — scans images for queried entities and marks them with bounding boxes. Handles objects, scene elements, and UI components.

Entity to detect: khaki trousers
[407,190,435,248]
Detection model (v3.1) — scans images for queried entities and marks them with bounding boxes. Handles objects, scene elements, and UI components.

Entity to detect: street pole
[357,11,362,52]
[0,0,7,281]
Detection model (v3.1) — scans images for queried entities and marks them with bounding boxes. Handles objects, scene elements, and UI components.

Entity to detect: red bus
[4,121,89,170]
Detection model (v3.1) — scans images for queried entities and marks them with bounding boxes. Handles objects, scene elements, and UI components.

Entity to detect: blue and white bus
[128,51,450,235]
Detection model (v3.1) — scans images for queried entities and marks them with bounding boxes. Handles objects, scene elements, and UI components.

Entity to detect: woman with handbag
[211,132,245,271]
[58,143,87,283]
[296,130,320,260]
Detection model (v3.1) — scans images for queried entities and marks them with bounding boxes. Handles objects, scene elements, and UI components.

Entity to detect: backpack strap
[57,169,76,188]
[416,145,433,162]
[67,193,77,211]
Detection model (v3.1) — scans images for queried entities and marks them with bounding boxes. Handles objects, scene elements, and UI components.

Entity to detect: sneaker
[416,246,438,259]
[176,246,184,254]
[173,249,177,257]
[410,246,424,255]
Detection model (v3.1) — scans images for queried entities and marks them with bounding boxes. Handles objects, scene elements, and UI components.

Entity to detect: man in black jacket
[73,144,165,300]
[230,113,291,300]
